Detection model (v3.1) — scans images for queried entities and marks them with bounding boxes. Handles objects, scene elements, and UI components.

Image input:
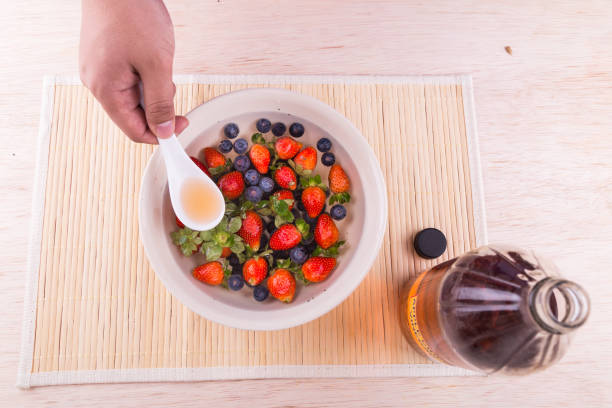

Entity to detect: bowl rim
[139,88,388,331]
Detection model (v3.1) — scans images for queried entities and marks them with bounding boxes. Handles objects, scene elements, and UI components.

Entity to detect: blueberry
[245,169,261,186]
[273,250,290,260]
[289,122,305,138]
[233,138,249,154]
[246,186,263,203]
[316,137,332,152]
[305,240,318,253]
[330,204,347,220]
[224,123,239,139]
[291,208,302,220]
[297,200,305,212]
[256,118,272,133]
[234,155,251,172]
[301,234,314,246]
[219,139,233,153]
[271,122,286,137]
[290,245,309,264]
[259,176,275,193]
[253,286,269,302]
[303,213,318,226]
[259,233,269,249]
[228,253,241,269]
[321,152,336,166]
[228,275,245,291]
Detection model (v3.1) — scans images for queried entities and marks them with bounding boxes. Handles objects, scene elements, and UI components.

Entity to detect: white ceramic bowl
[139,88,387,331]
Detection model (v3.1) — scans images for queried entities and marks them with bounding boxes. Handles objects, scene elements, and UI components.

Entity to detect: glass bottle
[400,245,590,375]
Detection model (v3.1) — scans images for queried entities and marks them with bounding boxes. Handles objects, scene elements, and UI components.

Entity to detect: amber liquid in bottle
[400,246,590,374]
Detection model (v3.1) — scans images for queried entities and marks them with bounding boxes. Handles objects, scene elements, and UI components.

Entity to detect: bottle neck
[529,278,590,335]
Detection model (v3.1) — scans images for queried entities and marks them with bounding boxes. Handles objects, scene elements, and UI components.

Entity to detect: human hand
[79,0,188,144]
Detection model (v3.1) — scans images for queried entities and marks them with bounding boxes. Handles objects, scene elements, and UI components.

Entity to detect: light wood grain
[1,0,611,407]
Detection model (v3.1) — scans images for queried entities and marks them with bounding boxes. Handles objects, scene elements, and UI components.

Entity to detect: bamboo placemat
[18,75,486,388]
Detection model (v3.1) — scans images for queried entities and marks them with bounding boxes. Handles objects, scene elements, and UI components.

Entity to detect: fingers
[175,115,189,135]
[138,60,176,139]
[96,83,159,144]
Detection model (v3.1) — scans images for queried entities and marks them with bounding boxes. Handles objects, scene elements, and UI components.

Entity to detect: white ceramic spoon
[139,82,225,231]
[157,134,225,231]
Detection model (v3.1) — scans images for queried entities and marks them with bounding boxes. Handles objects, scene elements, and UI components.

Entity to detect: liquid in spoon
[180,178,223,225]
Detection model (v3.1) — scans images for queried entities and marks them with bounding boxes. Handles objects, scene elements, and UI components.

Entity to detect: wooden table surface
[1,1,611,406]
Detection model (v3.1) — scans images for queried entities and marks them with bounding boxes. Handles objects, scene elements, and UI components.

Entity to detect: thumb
[140,65,176,139]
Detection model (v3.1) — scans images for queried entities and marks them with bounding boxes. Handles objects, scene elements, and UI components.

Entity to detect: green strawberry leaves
[230,236,245,254]
[202,242,223,261]
[275,258,311,286]
[251,132,270,146]
[329,192,351,205]
[312,240,346,258]
[228,217,242,233]
[194,216,246,261]
[170,228,203,256]
[294,269,311,286]
[295,218,310,238]
[270,195,294,227]
[288,159,312,176]
[300,174,328,190]
[209,158,232,176]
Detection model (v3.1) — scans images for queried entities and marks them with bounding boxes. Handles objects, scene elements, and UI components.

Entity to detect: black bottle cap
[414,228,447,259]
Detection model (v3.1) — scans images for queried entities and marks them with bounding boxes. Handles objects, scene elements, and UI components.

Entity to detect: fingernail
[156,120,174,139]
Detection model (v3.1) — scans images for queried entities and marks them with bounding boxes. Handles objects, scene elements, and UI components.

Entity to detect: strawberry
[237,210,263,251]
[267,269,296,303]
[272,190,295,210]
[242,257,268,286]
[329,164,350,193]
[314,213,339,249]
[175,215,185,229]
[218,171,245,200]
[203,147,226,169]
[270,224,302,250]
[293,147,317,172]
[191,156,212,177]
[221,247,232,258]
[302,257,336,283]
[301,186,326,218]
[274,166,297,190]
[249,144,271,174]
[193,261,225,285]
[275,137,302,160]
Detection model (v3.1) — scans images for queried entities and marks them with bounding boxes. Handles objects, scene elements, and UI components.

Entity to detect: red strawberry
[269,224,302,250]
[272,190,295,210]
[249,144,271,174]
[314,213,339,249]
[274,166,297,190]
[221,247,232,258]
[275,137,302,160]
[329,164,350,193]
[190,156,212,177]
[294,147,317,171]
[193,261,225,285]
[218,171,245,200]
[267,269,296,303]
[242,257,268,286]
[301,186,326,218]
[237,210,263,251]
[302,257,336,282]
[175,215,185,228]
[203,147,226,169]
